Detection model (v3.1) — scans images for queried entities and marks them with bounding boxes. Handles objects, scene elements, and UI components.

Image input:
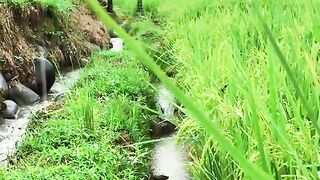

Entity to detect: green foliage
[85,0,272,179]
[89,0,320,179]
[78,50,154,102]
[1,50,153,179]
[5,0,74,11]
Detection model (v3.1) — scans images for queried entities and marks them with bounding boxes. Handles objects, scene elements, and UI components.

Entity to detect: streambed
[0,69,82,166]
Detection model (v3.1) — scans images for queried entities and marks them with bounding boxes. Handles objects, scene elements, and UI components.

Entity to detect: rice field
[112,0,320,179]
[1,0,320,179]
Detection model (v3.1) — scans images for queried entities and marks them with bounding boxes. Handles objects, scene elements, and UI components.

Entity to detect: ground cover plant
[101,0,320,179]
[0,51,154,179]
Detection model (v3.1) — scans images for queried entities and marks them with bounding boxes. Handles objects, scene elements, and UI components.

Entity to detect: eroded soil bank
[0,2,110,99]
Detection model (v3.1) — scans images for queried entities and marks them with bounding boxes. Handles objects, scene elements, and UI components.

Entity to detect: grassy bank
[0,50,154,179]
[114,0,320,179]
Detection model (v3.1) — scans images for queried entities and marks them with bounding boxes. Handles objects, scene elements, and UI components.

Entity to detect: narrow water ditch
[109,35,191,179]
[0,36,126,166]
[0,69,82,166]
[151,84,190,180]
[0,32,190,179]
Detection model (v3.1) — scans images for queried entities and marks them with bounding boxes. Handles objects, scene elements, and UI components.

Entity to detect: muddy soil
[0,2,110,97]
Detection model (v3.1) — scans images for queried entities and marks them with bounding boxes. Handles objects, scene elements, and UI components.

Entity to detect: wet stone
[150,118,177,139]
[88,43,101,52]
[0,73,9,98]
[2,100,19,119]
[9,83,40,106]
[36,45,49,58]
[151,175,169,180]
[33,57,56,96]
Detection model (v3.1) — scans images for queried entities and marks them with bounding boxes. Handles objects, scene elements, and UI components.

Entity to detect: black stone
[150,175,169,180]
[2,100,19,119]
[109,30,118,38]
[9,83,40,106]
[0,73,9,98]
[150,117,177,138]
[107,42,113,49]
[33,57,56,96]
[88,43,101,52]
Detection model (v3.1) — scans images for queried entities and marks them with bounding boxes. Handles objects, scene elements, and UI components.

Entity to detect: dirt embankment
[0,2,110,90]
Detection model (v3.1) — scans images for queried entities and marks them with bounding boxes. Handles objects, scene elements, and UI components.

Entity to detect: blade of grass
[84,0,273,179]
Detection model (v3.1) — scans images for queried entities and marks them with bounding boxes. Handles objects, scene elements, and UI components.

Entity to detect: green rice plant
[84,0,272,179]
[114,0,320,179]
[82,89,95,131]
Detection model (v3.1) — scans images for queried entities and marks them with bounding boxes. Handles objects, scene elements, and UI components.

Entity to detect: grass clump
[5,0,74,11]
[0,50,153,179]
[78,50,154,101]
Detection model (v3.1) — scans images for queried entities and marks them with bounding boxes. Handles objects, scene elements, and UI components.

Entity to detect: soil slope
[0,2,110,91]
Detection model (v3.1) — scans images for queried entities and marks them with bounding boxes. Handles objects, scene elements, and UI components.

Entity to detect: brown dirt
[0,3,110,91]
[70,6,109,48]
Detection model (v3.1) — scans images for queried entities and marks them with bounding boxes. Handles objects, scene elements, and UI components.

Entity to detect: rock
[0,73,9,98]
[33,57,56,96]
[9,83,40,106]
[150,117,177,139]
[2,100,19,119]
[36,45,49,58]
[88,43,101,52]
[53,93,64,102]
[80,58,89,67]
[151,175,169,180]
[107,42,113,50]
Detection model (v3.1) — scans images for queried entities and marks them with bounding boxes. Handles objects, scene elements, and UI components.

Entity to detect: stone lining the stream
[0,69,82,166]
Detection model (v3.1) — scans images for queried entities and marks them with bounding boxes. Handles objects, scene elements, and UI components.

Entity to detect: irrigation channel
[0,69,82,166]
[0,36,190,179]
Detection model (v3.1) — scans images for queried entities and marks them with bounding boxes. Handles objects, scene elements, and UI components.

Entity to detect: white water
[0,69,82,166]
[110,38,124,52]
[152,85,190,180]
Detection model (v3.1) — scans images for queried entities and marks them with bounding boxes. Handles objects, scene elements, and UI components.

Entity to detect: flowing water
[0,36,190,180]
[0,69,82,166]
[152,85,190,180]
[110,36,190,179]
[110,38,124,52]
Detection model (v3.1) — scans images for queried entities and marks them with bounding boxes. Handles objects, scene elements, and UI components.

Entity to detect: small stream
[152,85,190,180]
[0,38,126,166]
[0,36,190,179]
[0,69,82,166]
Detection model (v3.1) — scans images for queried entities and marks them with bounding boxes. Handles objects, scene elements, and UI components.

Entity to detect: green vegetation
[6,0,74,11]
[0,51,154,179]
[97,0,320,179]
[1,0,319,179]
